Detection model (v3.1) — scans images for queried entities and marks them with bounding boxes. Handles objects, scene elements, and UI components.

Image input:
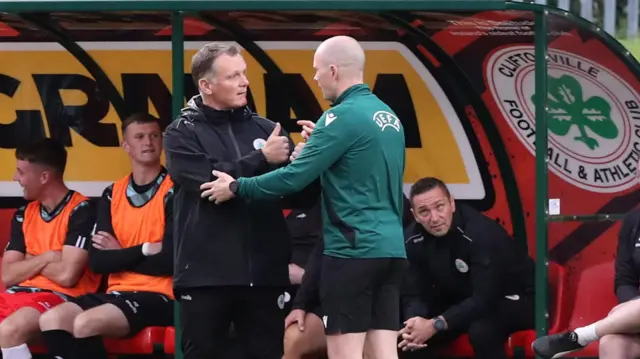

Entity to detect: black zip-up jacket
[401,202,535,332]
[614,209,640,303]
[163,95,319,290]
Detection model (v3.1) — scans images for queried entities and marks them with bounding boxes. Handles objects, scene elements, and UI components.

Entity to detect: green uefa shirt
[236,84,406,259]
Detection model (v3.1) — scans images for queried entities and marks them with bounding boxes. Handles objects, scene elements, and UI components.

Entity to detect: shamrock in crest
[531,74,617,150]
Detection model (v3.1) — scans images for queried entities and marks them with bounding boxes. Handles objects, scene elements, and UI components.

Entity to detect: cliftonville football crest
[486,45,640,193]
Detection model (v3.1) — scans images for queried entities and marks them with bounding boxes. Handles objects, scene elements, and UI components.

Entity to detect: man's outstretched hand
[297,120,315,141]
[200,170,236,204]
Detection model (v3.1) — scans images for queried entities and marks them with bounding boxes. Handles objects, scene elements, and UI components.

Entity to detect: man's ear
[199,78,214,95]
[330,64,338,79]
[39,170,49,185]
[450,196,456,213]
[410,208,419,222]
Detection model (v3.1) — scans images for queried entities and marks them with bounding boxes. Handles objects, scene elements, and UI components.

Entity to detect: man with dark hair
[398,177,535,359]
[37,114,174,359]
[120,113,161,133]
[163,43,318,359]
[0,138,100,359]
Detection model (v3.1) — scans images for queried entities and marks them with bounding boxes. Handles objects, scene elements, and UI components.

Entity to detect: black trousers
[400,295,535,359]
[178,286,287,359]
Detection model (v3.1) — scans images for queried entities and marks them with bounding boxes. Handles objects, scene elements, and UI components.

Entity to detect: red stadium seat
[164,326,176,354]
[434,333,513,357]
[561,261,617,358]
[103,326,166,354]
[437,262,568,357]
[508,261,569,357]
[27,343,47,354]
[30,327,166,355]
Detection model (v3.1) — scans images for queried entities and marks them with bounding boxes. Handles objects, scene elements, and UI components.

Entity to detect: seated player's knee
[283,314,327,359]
[73,304,129,339]
[284,324,308,357]
[39,302,83,332]
[0,308,41,347]
[72,311,98,338]
[599,334,632,357]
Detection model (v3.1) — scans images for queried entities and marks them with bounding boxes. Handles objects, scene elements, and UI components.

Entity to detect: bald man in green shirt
[201,35,407,359]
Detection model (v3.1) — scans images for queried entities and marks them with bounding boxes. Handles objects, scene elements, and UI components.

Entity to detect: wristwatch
[229,180,239,195]
[433,317,446,332]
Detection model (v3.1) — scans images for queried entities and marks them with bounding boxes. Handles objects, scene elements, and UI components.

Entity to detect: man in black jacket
[532,207,640,359]
[399,177,534,359]
[163,42,318,359]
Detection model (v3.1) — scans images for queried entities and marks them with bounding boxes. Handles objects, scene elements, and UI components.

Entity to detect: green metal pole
[534,8,549,347]
[171,10,184,359]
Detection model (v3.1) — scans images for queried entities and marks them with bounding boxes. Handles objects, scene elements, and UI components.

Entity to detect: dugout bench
[26,260,566,358]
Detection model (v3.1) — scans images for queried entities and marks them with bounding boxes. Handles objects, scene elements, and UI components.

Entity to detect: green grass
[618,38,640,62]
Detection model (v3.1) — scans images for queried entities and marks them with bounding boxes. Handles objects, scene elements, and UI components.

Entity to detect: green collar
[331,84,370,107]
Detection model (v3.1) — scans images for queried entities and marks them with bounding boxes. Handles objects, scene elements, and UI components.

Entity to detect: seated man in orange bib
[0,138,100,359]
[38,114,174,359]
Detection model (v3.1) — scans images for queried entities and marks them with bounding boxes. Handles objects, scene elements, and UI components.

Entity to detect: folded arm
[129,190,174,276]
[2,207,53,287]
[89,186,173,276]
[40,201,96,288]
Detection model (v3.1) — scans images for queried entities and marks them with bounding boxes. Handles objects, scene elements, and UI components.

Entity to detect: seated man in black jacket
[532,208,640,359]
[399,177,534,359]
[38,114,174,359]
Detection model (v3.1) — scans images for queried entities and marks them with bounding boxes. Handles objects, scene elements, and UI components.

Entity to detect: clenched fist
[262,123,290,164]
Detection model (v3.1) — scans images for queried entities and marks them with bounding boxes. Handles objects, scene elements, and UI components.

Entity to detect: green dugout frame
[0,0,629,358]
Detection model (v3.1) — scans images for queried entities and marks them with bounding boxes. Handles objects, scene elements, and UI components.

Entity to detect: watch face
[229,181,239,193]
[434,319,445,331]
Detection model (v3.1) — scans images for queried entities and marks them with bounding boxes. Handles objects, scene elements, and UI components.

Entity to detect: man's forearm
[2,255,51,287]
[40,260,73,287]
[402,296,429,321]
[89,246,145,274]
[441,295,490,331]
[41,257,85,288]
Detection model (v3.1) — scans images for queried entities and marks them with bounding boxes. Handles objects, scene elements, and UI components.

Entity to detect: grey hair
[191,42,242,86]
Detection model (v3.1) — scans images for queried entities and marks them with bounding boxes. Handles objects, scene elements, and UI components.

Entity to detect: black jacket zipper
[226,121,254,287]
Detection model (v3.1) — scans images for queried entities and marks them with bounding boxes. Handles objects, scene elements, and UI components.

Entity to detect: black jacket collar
[182,95,254,124]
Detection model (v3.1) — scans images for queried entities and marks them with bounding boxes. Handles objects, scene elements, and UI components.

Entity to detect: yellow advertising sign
[0,41,483,199]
